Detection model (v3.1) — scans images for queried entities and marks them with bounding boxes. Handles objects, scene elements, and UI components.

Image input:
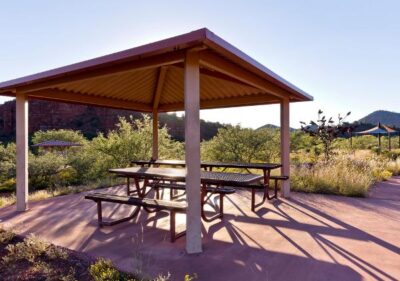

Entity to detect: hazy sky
[0,1,399,128]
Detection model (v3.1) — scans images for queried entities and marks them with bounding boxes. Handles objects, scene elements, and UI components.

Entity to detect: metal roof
[0,28,313,112]
[32,140,82,147]
[356,123,399,135]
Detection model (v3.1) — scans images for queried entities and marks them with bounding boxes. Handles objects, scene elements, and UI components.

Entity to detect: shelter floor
[1,178,399,281]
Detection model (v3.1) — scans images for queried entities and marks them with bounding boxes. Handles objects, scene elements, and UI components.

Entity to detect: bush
[291,156,374,196]
[386,159,400,175]
[32,129,86,146]
[89,258,121,281]
[29,153,67,190]
[202,125,280,163]
[0,229,15,244]
[0,143,16,186]
[89,115,183,172]
[0,178,15,193]
[3,234,50,264]
[383,149,400,160]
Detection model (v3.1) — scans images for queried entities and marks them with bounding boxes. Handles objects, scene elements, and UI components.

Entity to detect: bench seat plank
[85,192,186,242]
[85,193,187,211]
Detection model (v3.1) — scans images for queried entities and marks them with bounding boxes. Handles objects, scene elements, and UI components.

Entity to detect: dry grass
[291,151,400,197]
[0,186,92,209]
[0,177,124,209]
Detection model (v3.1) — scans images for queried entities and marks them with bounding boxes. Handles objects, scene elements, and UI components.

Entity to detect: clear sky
[0,1,399,128]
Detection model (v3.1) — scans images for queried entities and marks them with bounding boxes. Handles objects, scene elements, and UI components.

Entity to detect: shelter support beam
[151,67,167,160]
[19,51,185,93]
[199,50,286,99]
[184,50,202,254]
[152,109,159,160]
[280,97,290,198]
[28,88,152,112]
[16,92,29,211]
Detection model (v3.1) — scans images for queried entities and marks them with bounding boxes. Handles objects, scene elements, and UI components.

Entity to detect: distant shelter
[32,140,82,155]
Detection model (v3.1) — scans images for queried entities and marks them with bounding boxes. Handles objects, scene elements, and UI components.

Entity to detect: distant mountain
[358,110,400,127]
[257,124,297,131]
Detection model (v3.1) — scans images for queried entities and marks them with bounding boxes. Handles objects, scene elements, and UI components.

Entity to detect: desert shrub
[184,273,198,281]
[3,234,50,264]
[0,178,16,193]
[0,193,15,208]
[89,115,183,173]
[348,135,378,150]
[291,152,400,196]
[0,143,16,188]
[32,129,86,146]
[202,125,280,163]
[291,131,317,152]
[383,149,400,160]
[29,152,67,190]
[2,233,68,265]
[89,258,121,281]
[372,169,393,181]
[300,110,352,161]
[385,158,400,175]
[291,156,374,196]
[0,229,15,244]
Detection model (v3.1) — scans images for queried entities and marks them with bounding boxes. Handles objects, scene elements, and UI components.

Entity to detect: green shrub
[89,258,121,281]
[2,233,68,265]
[0,178,16,193]
[32,129,86,146]
[29,153,67,190]
[89,115,183,171]
[0,143,16,184]
[383,149,400,160]
[202,125,280,163]
[3,234,49,263]
[372,169,393,181]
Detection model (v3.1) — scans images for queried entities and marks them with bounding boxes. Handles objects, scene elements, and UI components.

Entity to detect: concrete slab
[1,178,399,281]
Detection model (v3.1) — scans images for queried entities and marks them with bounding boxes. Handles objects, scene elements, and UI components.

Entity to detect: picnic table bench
[85,193,187,242]
[147,181,236,221]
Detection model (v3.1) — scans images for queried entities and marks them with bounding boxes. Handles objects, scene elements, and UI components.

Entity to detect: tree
[32,129,86,145]
[300,110,352,161]
[90,115,183,169]
[202,125,280,163]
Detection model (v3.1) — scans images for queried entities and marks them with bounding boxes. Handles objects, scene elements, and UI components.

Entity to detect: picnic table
[131,160,284,210]
[109,167,264,220]
[132,159,281,174]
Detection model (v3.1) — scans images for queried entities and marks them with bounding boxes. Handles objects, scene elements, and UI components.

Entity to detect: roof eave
[0,28,209,92]
[203,29,313,102]
[0,28,313,102]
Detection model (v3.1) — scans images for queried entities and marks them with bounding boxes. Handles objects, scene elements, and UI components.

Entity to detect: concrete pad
[1,178,399,281]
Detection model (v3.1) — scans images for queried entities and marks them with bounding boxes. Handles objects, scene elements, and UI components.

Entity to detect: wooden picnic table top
[109,167,263,187]
[131,159,282,170]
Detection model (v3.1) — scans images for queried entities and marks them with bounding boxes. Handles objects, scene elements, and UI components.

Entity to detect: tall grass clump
[291,156,375,196]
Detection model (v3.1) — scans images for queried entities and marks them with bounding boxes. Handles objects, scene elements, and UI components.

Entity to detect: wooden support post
[184,50,202,254]
[280,98,290,198]
[16,92,29,211]
[388,133,391,151]
[152,109,159,160]
[151,67,167,160]
[378,134,381,152]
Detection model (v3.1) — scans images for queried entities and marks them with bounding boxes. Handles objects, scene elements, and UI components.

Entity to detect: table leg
[134,178,143,198]
[126,177,130,196]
